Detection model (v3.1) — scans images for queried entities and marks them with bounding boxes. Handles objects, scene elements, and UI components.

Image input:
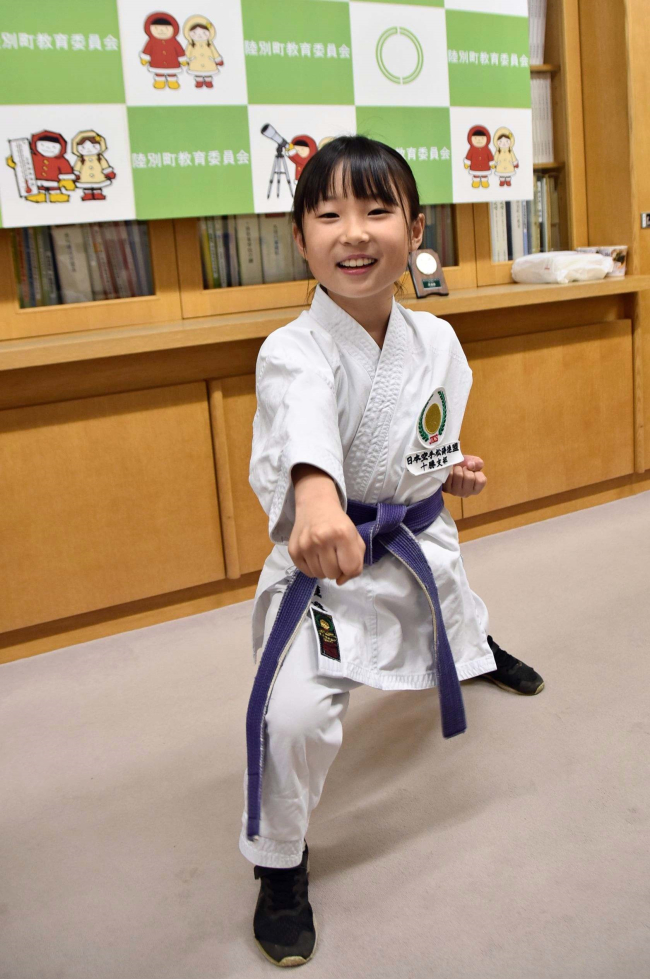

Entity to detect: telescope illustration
[261,123,294,198]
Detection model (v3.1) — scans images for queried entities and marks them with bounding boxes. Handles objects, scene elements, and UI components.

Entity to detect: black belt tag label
[310,602,341,661]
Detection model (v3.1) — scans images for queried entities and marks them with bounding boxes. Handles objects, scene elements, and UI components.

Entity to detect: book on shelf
[511,201,526,260]
[82,224,105,300]
[528,0,548,65]
[99,223,129,299]
[50,225,93,304]
[125,221,151,296]
[12,221,153,308]
[531,74,554,163]
[90,222,118,299]
[214,216,232,287]
[259,213,294,284]
[235,214,264,286]
[549,179,561,251]
[24,227,44,306]
[226,215,241,288]
[116,221,140,296]
[35,227,59,305]
[202,217,221,289]
[489,174,560,263]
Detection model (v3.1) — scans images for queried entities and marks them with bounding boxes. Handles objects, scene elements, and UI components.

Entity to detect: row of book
[199,214,309,289]
[532,74,555,163]
[489,173,561,262]
[528,0,548,65]
[12,221,153,307]
[199,205,457,290]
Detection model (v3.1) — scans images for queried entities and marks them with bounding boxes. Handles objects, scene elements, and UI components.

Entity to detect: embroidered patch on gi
[405,439,464,475]
[310,602,341,661]
[416,387,448,447]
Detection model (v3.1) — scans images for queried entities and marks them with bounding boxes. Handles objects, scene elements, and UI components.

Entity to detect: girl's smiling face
[497,135,511,149]
[190,26,210,41]
[293,165,424,306]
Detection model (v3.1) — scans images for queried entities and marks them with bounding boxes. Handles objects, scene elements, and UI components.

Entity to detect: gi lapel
[308,286,409,501]
[344,300,408,501]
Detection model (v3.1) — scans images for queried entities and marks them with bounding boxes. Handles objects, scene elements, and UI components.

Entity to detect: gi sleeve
[249,341,347,545]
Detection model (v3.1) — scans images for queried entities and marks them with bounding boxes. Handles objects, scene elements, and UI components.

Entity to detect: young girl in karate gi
[242,135,544,968]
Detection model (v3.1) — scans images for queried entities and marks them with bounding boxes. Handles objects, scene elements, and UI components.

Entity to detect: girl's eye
[317,211,339,219]
[369,208,390,215]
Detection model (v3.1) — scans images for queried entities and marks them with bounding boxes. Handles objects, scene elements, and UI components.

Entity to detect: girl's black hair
[292,134,421,241]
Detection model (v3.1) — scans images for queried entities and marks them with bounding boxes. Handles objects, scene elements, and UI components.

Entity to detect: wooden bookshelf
[174,204,478,319]
[474,0,587,286]
[0,220,181,342]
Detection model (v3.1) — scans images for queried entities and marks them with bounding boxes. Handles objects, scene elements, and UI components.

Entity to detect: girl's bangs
[301,143,402,213]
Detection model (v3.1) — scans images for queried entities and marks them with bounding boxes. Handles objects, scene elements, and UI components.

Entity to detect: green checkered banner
[0,0,532,228]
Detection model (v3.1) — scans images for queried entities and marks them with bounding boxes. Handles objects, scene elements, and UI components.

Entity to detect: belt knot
[355,501,408,566]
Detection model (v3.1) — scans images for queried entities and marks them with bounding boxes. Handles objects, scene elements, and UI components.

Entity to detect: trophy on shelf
[261,123,294,199]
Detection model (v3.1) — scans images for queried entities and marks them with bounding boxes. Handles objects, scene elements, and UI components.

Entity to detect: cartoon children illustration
[287,135,318,181]
[182,14,223,88]
[6,130,77,203]
[463,125,495,188]
[70,130,116,201]
[140,13,188,89]
[492,126,519,187]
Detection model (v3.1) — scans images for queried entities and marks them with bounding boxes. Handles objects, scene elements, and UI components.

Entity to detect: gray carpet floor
[2,493,649,979]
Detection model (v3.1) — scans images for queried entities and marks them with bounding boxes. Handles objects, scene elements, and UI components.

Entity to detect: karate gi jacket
[249,285,496,690]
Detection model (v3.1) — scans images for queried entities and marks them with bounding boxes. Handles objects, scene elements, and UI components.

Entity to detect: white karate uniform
[240,284,496,868]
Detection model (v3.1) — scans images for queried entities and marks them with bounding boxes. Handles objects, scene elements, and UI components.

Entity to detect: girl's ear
[293,223,307,258]
[410,212,425,252]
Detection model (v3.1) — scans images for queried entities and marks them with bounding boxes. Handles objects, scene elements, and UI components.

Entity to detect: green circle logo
[376,27,424,85]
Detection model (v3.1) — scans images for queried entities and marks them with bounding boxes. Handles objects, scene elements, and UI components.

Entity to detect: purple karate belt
[245,485,467,840]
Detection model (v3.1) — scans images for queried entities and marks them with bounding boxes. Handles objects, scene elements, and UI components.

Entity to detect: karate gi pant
[239,622,362,869]
[239,559,494,870]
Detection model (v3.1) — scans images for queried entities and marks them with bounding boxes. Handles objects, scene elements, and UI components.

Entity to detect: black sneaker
[481,635,545,695]
[253,843,317,967]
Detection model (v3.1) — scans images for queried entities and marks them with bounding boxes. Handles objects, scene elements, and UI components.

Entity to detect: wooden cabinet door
[0,383,225,633]
[209,375,272,578]
[460,320,634,517]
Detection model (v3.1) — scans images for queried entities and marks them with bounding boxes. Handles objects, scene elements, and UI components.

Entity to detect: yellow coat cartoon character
[71,130,116,201]
[492,127,519,187]
[183,15,223,88]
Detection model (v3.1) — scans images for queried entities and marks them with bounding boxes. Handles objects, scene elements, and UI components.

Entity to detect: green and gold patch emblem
[310,603,341,661]
[417,387,447,447]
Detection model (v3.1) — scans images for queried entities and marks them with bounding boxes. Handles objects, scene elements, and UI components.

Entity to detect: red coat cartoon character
[493,126,519,187]
[463,125,495,188]
[183,14,223,89]
[287,135,318,181]
[140,13,188,89]
[71,130,116,201]
[6,130,76,203]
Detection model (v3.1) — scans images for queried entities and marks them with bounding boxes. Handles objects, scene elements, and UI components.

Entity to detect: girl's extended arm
[290,464,365,586]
